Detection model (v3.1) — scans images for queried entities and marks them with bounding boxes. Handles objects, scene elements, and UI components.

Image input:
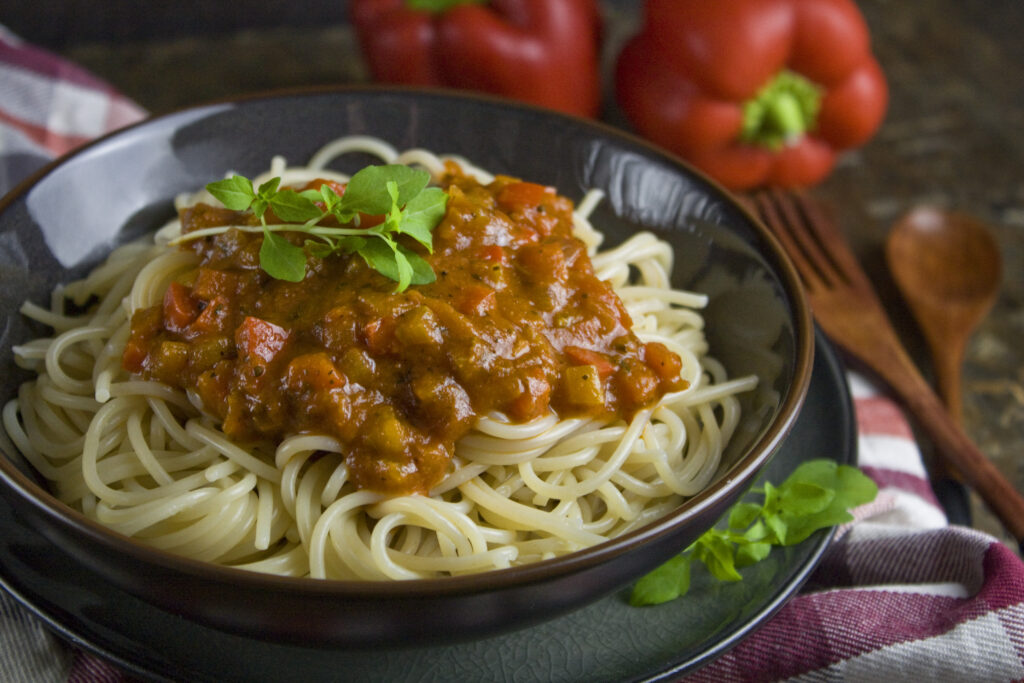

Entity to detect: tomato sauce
[124,170,687,495]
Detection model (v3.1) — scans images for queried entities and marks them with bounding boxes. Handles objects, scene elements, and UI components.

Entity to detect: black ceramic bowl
[0,88,813,648]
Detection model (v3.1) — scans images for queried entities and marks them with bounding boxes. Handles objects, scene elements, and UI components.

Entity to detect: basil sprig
[201,164,448,291]
[630,459,878,606]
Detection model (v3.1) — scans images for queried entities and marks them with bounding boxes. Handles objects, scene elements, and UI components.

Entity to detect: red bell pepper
[614,0,888,189]
[349,0,602,118]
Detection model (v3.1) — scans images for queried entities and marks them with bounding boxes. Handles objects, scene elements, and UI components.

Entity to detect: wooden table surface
[13,0,1022,547]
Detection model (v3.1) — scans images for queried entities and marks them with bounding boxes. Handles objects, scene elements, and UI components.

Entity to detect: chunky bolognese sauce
[123,169,687,495]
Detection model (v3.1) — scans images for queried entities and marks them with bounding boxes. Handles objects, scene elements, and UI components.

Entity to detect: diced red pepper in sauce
[162,282,200,333]
[564,345,617,377]
[235,316,291,365]
[123,171,688,496]
[496,181,554,210]
[456,284,497,317]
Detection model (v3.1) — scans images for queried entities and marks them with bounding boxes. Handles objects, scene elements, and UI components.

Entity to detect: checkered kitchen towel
[1,24,1023,683]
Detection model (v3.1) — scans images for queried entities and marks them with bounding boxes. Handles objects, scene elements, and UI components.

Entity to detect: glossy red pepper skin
[614,0,888,189]
[350,0,602,118]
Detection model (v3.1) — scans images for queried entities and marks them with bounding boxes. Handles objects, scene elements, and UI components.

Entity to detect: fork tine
[778,190,875,292]
[750,190,829,292]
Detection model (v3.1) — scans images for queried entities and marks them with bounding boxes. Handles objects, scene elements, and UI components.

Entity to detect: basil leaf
[785,460,842,490]
[259,230,307,282]
[781,508,854,547]
[629,554,691,606]
[256,177,281,199]
[735,541,772,568]
[318,185,342,211]
[202,167,444,290]
[742,519,768,542]
[251,197,270,221]
[304,239,336,259]
[832,464,879,510]
[206,175,255,210]
[356,238,434,292]
[399,187,448,251]
[270,189,324,223]
[336,235,367,254]
[399,244,436,285]
[728,502,763,530]
[631,459,879,607]
[778,481,835,516]
[356,237,402,283]
[393,246,414,293]
[696,533,742,582]
[340,165,430,215]
[764,513,788,545]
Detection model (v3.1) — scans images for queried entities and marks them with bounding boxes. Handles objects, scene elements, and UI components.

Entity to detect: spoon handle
[927,329,969,426]
[883,350,1024,548]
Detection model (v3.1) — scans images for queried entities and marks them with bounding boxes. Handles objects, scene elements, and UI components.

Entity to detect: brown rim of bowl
[0,85,815,600]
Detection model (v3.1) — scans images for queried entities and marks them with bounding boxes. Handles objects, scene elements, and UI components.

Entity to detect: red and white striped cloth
[0,25,144,194]
[1,24,1023,683]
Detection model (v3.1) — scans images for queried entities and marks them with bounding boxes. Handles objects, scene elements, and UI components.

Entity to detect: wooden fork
[748,188,1024,549]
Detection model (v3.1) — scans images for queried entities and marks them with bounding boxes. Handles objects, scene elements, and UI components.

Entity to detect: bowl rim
[0,84,815,598]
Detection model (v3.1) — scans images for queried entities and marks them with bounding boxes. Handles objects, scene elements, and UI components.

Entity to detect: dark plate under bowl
[0,87,813,648]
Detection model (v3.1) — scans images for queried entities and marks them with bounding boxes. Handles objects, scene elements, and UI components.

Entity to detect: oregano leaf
[728,502,763,530]
[270,189,324,223]
[735,541,772,568]
[629,554,692,606]
[399,186,448,251]
[259,230,306,282]
[206,175,255,210]
[203,164,449,292]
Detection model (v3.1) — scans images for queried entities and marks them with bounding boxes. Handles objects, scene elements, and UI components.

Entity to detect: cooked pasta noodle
[3,137,756,580]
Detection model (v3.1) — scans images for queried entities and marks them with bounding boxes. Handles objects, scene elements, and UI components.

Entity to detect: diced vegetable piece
[517,241,568,284]
[617,363,660,406]
[361,406,411,458]
[285,352,346,393]
[395,306,443,347]
[187,336,233,373]
[644,341,684,383]
[497,182,554,211]
[456,284,496,317]
[412,372,473,429]
[151,340,190,383]
[563,364,605,407]
[192,268,240,300]
[362,316,396,355]
[564,345,616,377]
[187,296,231,337]
[477,244,506,264]
[162,282,200,333]
[193,362,232,417]
[506,369,552,421]
[122,306,163,373]
[235,316,291,364]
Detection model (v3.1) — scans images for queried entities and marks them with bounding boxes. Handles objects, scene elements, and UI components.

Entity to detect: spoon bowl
[885,206,1001,421]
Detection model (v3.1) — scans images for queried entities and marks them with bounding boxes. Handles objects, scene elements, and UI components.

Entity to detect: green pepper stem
[741,70,823,149]
[405,0,488,12]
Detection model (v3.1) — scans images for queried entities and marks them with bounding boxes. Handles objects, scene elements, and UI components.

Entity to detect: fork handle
[894,364,1024,549]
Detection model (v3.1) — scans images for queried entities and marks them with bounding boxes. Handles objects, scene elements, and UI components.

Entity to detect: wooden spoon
[885,206,1001,423]
[886,206,1002,527]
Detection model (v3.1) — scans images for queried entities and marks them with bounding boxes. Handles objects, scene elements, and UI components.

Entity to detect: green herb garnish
[197,164,448,291]
[630,459,877,606]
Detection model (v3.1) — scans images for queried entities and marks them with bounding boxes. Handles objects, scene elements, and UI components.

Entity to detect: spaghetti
[3,137,756,580]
